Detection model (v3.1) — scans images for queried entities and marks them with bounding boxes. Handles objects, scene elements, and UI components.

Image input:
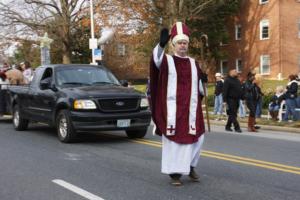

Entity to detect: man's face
[230,69,238,77]
[174,40,189,56]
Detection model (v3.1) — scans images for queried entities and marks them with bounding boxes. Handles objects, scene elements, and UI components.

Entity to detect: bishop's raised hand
[159,28,170,48]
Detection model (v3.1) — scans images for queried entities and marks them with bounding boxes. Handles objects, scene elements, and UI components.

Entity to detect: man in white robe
[149,22,207,186]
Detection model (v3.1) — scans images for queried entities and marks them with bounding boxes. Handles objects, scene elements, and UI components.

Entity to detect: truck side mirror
[120,80,128,87]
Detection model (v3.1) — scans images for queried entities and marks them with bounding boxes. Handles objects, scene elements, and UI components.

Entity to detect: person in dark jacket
[243,72,259,132]
[213,72,224,120]
[0,72,8,116]
[254,79,264,119]
[284,74,299,121]
[222,69,244,132]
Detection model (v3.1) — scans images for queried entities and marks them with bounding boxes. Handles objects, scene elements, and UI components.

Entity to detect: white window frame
[260,55,271,75]
[220,60,228,75]
[236,59,242,72]
[259,0,268,5]
[235,25,241,40]
[260,20,269,40]
[117,44,126,56]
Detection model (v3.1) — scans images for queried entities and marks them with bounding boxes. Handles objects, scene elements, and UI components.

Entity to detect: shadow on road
[19,123,130,144]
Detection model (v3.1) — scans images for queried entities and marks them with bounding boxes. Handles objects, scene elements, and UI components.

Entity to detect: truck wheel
[13,105,29,131]
[56,110,77,143]
[126,128,148,139]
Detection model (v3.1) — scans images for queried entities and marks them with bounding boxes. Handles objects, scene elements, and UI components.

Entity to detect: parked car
[6,64,151,143]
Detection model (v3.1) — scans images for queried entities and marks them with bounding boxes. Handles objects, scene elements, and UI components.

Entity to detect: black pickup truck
[6,64,151,143]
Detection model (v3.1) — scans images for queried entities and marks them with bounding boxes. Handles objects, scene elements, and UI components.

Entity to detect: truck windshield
[55,66,120,87]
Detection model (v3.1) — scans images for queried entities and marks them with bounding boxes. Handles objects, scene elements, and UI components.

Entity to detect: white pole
[90,0,96,64]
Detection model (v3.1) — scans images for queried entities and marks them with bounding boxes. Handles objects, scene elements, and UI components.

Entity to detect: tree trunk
[62,44,71,64]
[62,53,71,64]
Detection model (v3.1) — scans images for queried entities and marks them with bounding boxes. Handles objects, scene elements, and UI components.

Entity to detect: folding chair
[278,100,286,122]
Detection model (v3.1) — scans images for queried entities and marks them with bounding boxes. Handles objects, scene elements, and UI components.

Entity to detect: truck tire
[56,109,77,143]
[13,105,29,131]
[126,128,148,139]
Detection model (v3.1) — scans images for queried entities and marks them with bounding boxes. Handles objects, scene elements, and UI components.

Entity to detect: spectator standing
[1,62,10,72]
[284,75,298,121]
[21,61,33,84]
[255,84,263,118]
[237,72,246,118]
[5,64,26,85]
[243,72,259,132]
[223,69,244,133]
[238,100,246,118]
[296,75,300,108]
[0,71,9,116]
[213,72,224,120]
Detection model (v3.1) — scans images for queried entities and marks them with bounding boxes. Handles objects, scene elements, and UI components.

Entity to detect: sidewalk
[208,119,300,134]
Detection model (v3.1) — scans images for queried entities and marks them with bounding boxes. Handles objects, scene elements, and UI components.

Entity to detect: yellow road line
[203,150,300,171]
[135,138,300,171]
[201,153,300,175]
[131,138,300,175]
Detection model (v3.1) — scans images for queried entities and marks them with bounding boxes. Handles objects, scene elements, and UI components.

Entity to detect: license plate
[117,119,131,127]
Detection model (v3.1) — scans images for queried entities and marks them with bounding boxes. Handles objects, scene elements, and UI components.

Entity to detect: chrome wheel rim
[59,117,68,138]
[13,110,20,127]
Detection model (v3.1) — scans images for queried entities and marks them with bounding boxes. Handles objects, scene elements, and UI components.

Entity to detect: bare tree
[0,0,89,64]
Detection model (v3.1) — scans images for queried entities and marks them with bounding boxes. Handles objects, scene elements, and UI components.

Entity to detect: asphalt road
[0,119,299,200]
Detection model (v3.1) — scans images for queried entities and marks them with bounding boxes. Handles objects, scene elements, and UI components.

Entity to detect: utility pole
[89,0,97,65]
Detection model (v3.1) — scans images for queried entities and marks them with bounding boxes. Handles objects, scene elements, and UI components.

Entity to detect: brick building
[103,33,149,81]
[218,0,300,80]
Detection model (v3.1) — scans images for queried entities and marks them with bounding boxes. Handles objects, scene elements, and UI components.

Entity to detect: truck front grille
[98,98,139,112]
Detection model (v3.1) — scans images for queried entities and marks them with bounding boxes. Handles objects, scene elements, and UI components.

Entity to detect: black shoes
[235,129,242,133]
[170,174,183,186]
[225,127,233,132]
[170,178,182,186]
[169,168,200,186]
[226,127,242,133]
[189,167,200,182]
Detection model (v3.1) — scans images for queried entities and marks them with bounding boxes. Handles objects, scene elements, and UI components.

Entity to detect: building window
[260,20,269,40]
[260,55,270,75]
[236,59,243,72]
[235,25,241,40]
[220,60,228,75]
[298,19,300,38]
[259,0,268,4]
[117,44,125,56]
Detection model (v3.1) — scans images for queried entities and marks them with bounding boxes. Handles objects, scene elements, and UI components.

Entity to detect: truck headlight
[74,100,97,109]
[140,98,149,108]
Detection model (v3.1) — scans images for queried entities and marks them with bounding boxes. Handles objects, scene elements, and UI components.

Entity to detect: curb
[209,120,300,134]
